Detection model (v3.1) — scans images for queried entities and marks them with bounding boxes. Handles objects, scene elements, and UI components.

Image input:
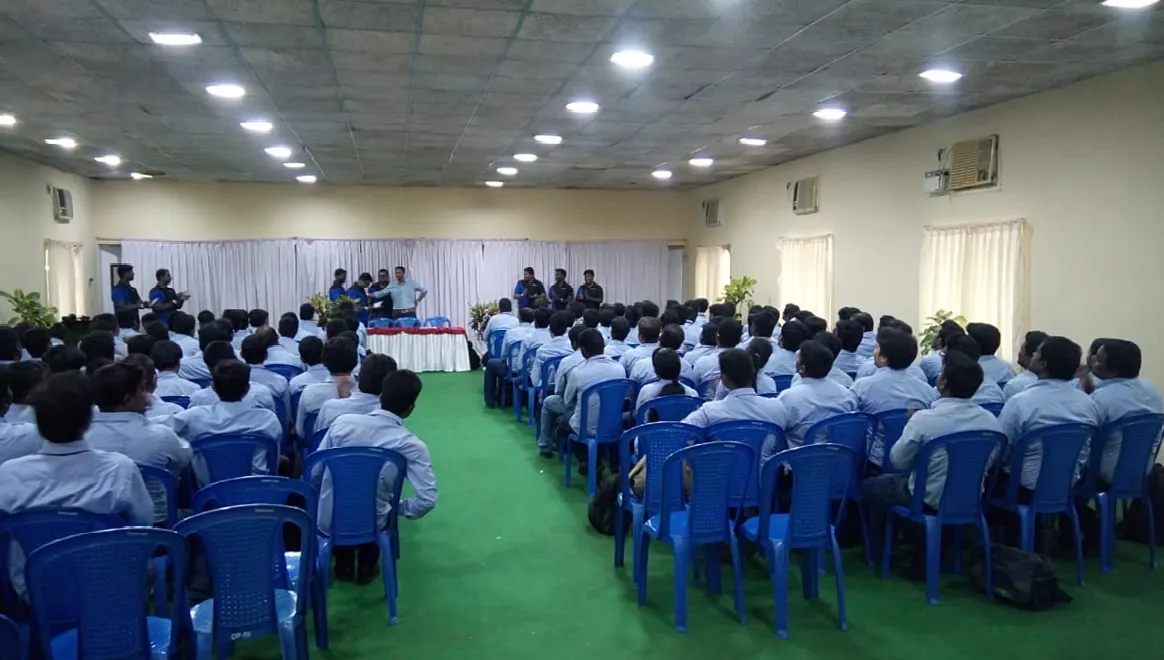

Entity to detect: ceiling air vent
[702,199,721,227]
[948,135,999,191]
[791,176,819,215]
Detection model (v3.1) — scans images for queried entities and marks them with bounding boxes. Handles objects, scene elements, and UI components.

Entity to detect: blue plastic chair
[500,341,523,409]
[636,395,703,425]
[760,392,781,399]
[486,329,507,360]
[565,379,635,496]
[423,316,451,328]
[290,390,303,424]
[512,349,537,423]
[395,317,420,329]
[160,395,190,409]
[304,447,408,626]
[137,464,178,527]
[872,409,911,474]
[695,378,719,401]
[367,318,392,329]
[191,378,212,389]
[679,377,697,390]
[804,413,877,566]
[980,402,1004,417]
[741,444,856,638]
[529,356,564,431]
[881,431,1006,605]
[0,614,21,660]
[265,364,303,381]
[26,528,187,660]
[773,375,794,392]
[704,420,785,509]
[614,423,705,573]
[1094,413,1164,572]
[636,442,753,633]
[191,434,279,484]
[272,396,289,431]
[990,423,1095,586]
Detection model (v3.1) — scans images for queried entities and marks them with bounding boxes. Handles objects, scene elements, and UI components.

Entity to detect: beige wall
[91,181,689,242]
[687,59,1164,382]
[0,152,96,318]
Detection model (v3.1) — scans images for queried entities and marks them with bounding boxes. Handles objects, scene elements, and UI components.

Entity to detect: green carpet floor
[241,372,1163,660]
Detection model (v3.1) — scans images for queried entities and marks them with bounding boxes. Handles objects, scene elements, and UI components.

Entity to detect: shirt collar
[1028,378,1076,391]
[370,409,405,425]
[217,400,254,411]
[348,391,379,404]
[519,322,532,328]
[932,397,978,410]
[158,371,182,380]
[93,410,148,423]
[585,354,612,364]
[637,342,658,350]
[307,364,328,373]
[724,387,757,399]
[40,439,92,455]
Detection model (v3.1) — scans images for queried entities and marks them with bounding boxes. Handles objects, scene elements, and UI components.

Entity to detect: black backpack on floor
[588,474,630,537]
[970,545,1073,611]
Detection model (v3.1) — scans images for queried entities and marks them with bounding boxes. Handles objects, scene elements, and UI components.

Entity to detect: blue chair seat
[52,617,173,659]
[739,514,831,542]
[643,511,689,537]
[191,590,298,634]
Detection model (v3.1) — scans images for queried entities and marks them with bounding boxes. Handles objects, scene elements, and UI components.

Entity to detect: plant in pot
[309,293,358,326]
[468,300,500,343]
[719,276,757,317]
[0,289,58,326]
[919,309,967,355]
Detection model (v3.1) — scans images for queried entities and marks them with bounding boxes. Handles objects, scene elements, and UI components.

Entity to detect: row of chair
[367,316,451,329]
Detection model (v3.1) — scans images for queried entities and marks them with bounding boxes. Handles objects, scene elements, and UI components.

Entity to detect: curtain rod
[97,237,687,245]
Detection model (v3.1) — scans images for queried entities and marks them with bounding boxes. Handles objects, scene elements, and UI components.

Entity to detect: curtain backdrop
[121,239,669,329]
[693,246,730,301]
[45,240,85,317]
[919,219,1028,361]
[776,234,834,317]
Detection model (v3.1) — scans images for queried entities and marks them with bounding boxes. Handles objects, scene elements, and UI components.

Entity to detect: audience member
[483,308,534,408]
[621,317,662,375]
[125,333,157,357]
[297,303,324,340]
[630,324,693,385]
[559,329,625,472]
[21,327,50,360]
[521,307,553,358]
[179,322,230,381]
[853,312,876,358]
[855,327,929,383]
[776,340,858,448]
[277,313,301,352]
[482,298,518,353]
[967,322,1016,385]
[188,341,276,412]
[635,348,698,415]
[290,336,328,398]
[692,318,742,395]
[531,312,574,388]
[169,311,200,357]
[1089,339,1163,482]
[296,337,358,437]
[603,316,632,361]
[682,348,786,461]
[920,320,965,383]
[851,328,938,470]
[241,334,291,418]
[683,322,719,367]
[121,353,183,419]
[537,325,588,457]
[151,340,201,398]
[315,354,398,433]
[1002,330,1050,400]
[144,321,169,343]
[43,345,86,373]
[0,369,39,464]
[833,319,865,376]
[196,310,215,329]
[4,361,47,423]
[764,319,808,377]
[943,335,1005,404]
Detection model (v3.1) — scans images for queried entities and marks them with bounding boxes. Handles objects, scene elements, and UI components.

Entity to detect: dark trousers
[334,543,381,577]
[863,473,917,564]
[483,358,509,407]
[392,309,417,319]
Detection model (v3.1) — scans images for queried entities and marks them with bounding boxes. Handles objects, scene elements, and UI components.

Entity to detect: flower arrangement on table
[468,300,500,343]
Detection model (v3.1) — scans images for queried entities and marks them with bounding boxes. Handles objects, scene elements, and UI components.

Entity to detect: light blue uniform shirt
[380,279,426,311]
[851,368,939,466]
[762,348,798,377]
[890,397,1003,508]
[979,355,1016,386]
[0,439,154,596]
[249,365,290,416]
[918,351,944,382]
[856,359,928,383]
[190,382,276,413]
[636,381,699,414]
[296,319,324,340]
[290,364,330,398]
[532,335,573,387]
[790,367,854,389]
[295,378,345,438]
[83,411,192,522]
[604,339,630,362]
[266,346,303,369]
[4,404,34,424]
[998,379,1100,490]
[777,377,858,449]
[172,333,201,358]
[683,344,716,367]
[714,373,777,400]
[501,323,533,370]
[146,396,184,421]
[483,312,518,344]
[1092,377,1163,482]
[155,372,202,398]
[565,355,627,434]
[970,380,1005,404]
[833,350,864,376]
[521,327,551,363]
[682,322,701,351]
[1002,369,1037,400]
[681,388,787,461]
[630,352,695,386]
[0,420,41,465]
[315,391,382,433]
[554,350,585,396]
[231,330,250,354]
[691,348,726,389]
[171,401,283,482]
[316,410,437,531]
[621,342,659,377]
[857,331,877,358]
[178,355,212,382]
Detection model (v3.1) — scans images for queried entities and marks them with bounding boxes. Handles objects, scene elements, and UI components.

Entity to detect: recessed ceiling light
[689,157,714,168]
[813,108,847,121]
[296,175,317,184]
[149,32,201,46]
[283,162,306,169]
[566,101,600,114]
[265,146,292,159]
[206,84,245,98]
[738,137,767,146]
[94,155,121,166]
[240,120,273,133]
[534,134,562,145]
[130,172,153,180]
[0,114,15,127]
[919,69,963,83]
[1102,0,1158,7]
[497,167,518,176]
[651,170,673,180]
[485,181,504,188]
[610,50,655,69]
[513,153,538,162]
[45,138,77,149]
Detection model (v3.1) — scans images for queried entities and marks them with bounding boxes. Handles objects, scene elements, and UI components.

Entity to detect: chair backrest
[290,390,303,420]
[272,396,288,429]
[174,505,313,644]
[679,377,697,390]
[705,420,785,504]
[487,330,507,358]
[506,341,523,376]
[26,528,186,659]
[759,392,780,399]
[1104,413,1164,497]
[539,356,564,391]
[773,375,794,392]
[980,402,1004,417]
[804,412,876,500]
[265,364,302,381]
[759,444,856,548]
[368,318,392,329]
[695,379,716,400]
[424,316,451,328]
[191,433,279,483]
[577,379,634,441]
[0,614,19,660]
[136,463,178,527]
[657,442,754,542]
[160,395,190,409]
[191,377,212,389]
[303,447,407,545]
[873,409,912,473]
[520,348,538,383]
[303,411,318,441]
[192,475,318,516]
[396,317,420,329]
[1004,423,1095,512]
[908,431,1005,523]
[636,395,703,425]
[926,374,938,387]
[618,423,704,515]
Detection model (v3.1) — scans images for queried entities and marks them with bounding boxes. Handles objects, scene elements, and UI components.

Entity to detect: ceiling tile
[418,34,509,57]
[325,28,414,54]
[529,0,635,16]
[518,13,618,42]
[319,0,417,31]
[96,0,213,21]
[224,23,325,49]
[991,3,1117,40]
[937,35,1057,63]
[205,0,317,26]
[422,7,523,38]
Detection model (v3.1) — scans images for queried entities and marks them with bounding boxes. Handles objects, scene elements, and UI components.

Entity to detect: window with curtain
[776,234,834,316]
[693,246,730,301]
[45,240,85,316]
[918,219,1029,361]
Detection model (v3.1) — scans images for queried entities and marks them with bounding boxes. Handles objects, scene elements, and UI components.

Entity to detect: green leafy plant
[0,289,58,327]
[919,309,967,355]
[719,276,757,316]
[469,300,500,342]
[309,293,356,325]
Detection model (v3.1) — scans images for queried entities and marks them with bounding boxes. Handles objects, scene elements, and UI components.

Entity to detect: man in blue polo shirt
[328,268,348,302]
[384,266,427,319]
[111,265,146,313]
[347,273,372,325]
[148,268,189,327]
[513,267,546,308]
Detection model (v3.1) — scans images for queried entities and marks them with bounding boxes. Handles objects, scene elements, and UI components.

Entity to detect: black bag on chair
[970,545,1073,611]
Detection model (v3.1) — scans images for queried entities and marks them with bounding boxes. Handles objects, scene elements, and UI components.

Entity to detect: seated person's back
[943,335,1005,404]
[967,322,1016,385]
[636,348,698,414]
[630,323,694,385]
[1089,339,1163,482]
[317,354,397,432]
[290,336,329,397]
[188,340,276,411]
[0,368,43,465]
[777,340,857,448]
[692,318,743,394]
[763,319,807,377]
[850,328,937,467]
[683,348,786,460]
[296,336,358,437]
[151,340,202,397]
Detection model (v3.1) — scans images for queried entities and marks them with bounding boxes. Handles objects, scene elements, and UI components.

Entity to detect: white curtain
[478,240,668,305]
[919,219,1028,361]
[776,234,834,317]
[45,240,85,316]
[693,246,730,301]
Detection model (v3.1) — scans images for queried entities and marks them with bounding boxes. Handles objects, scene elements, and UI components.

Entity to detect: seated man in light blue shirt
[598,308,615,343]
[854,321,928,384]
[997,336,1099,495]
[684,321,719,367]
[1002,330,1049,400]
[850,328,938,470]
[560,329,627,473]
[187,341,276,412]
[919,320,964,384]
[1088,339,1163,483]
[532,311,575,389]
[714,338,778,399]
[316,354,397,433]
[241,333,291,425]
[290,336,329,399]
[763,319,808,378]
[179,321,232,382]
[746,310,779,355]
[296,303,325,341]
[862,351,1002,568]
[683,348,786,461]
[604,316,632,362]
[833,319,866,377]
[296,336,359,438]
[852,312,877,359]
[943,335,1005,404]
[630,324,694,385]
[483,307,534,408]
[520,307,554,364]
[777,340,858,448]
[694,299,710,327]
[679,305,701,351]
[316,369,437,582]
[4,361,47,424]
[538,325,586,457]
[482,298,519,357]
[636,349,699,415]
[692,318,743,397]
[226,309,251,353]
[168,311,202,357]
[275,313,302,353]
[790,331,855,390]
[621,317,662,376]
[967,322,1016,386]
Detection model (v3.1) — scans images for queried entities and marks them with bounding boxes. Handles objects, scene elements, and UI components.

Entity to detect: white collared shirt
[630,351,695,386]
[171,401,282,482]
[777,377,858,449]
[636,381,699,414]
[0,419,41,465]
[290,364,330,398]
[682,387,787,461]
[483,312,518,346]
[315,391,381,434]
[1092,377,1163,482]
[998,379,1100,489]
[762,348,799,377]
[851,368,939,466]
[155,371,202,398]
[790,367,853,390]
[84,410,192,521]
[190,382,276,413]
[604,339,630,362]
[565,355,628,434]
[979,355,1017,386]
[178,355,211,382]
[532,335,574,387]
[4,404,34,424]
[172,333,201,358]
[621,342,659,376]
[296,376,347,438]
[146,396,185,421]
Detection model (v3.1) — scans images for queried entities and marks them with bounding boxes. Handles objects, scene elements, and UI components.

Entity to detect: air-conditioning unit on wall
[791,176,819,215]
[702,199,721,227]
[48,185,73,222]
[947,135,999,191]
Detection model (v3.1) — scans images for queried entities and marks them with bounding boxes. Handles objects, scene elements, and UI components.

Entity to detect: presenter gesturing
[384,266,427,319]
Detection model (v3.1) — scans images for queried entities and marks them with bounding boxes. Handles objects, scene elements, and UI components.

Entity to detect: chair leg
[729,533,747,625]
[563,439,573,488]
[857,501,873,568]
[772,541,789,639]
[978,514,995,602]
[953,526,963,574]
[1146,494,1158,569]
[801,548,819,600]
[378,534,399,624]
[673,537,690,633]
[925,517,941,606]
[312,570,329,650]
[587,442,599,497]
[1097,493,1112,573]
[1069,506,1085,587]
[1018,508,1034,552]
[614,502,626,568]
[527,392,536,428]
[830,533,848,632]
[705,543,722,595]
[152,556,169,617]
[636,532,651,605]
[881,515,895,580]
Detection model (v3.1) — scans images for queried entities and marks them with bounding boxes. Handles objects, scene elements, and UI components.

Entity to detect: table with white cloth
[366,327,471,373]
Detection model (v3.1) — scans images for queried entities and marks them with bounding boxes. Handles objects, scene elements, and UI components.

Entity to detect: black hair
[498,298,513,313]
[126,334,157,356]
[798,340,835,379]
[583,269,594,277]
[358,354,398,395]
[1036,336,1082,381]
[549,311,572,337]
[197,322,230,351]
[698,322,718,346]
[8,361,48,404]
[43,345,86,373]
[155,268,169,281]
[876,328,917,370]
[322,337,358,374]
[813,330,843,358]
[746,337,774,375]
[278,313,299,339]
[582,309,600,329]
[394,266,405,273]
[609,316,630,342]
[1020,330,1049,360]
[294,303,312,322]
[30,372,94,443]
[878,315,897,329]
[852,311,874,332]
[150,340,184,371]
[533,307,553,329]
[941,351,984,399]
[636,317,662,344]
[694,298,709,313]
[717,319,743,348]
[1101,339,1141,379]
[338,330,360,347]
[659,324,685,350]
[22,326,50,358]
[88,319,116,334]
[750,312,777,339]
[579,328,605,357]
[719,348,754,390]
[298,336,324,366]
[524,267,535,276]
[681,305,698,324]
[116,264,133,279]
[381,369,423,417]
[554,268,566,278]
[944,334,982,361]
[48,323,67,340]
[837,306,860,322]
[91,362,146,412]
[141,312,159,327]
[782,303,800,322]
[116,308,139,330]
[224,309,249,332]
[598,308,615,328]
[640,301,660,319]
[197,310,216,326]
[334,268,347,279]
[892,319,914,335]
[240,334,268,365]
[79,331,116,362]
[835,320,863,353]
[653,349,687,398]
[935,320,965,350]
[966,322,1001,356]
[778,320,809,352]
[567,324,586,348]
[201,341,236,370]
[322,319,345,339]
[804,316,828,336]
[141,322,167,344]
[518,308,535,324]
[212,359,251,402]
[248,309,269,329]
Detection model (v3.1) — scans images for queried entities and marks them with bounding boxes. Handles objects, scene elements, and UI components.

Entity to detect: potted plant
[719,276,757,317]
[309,293,357,325]
[0,289,58,326]
[919,310,967,354]
[468,300,500,343]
